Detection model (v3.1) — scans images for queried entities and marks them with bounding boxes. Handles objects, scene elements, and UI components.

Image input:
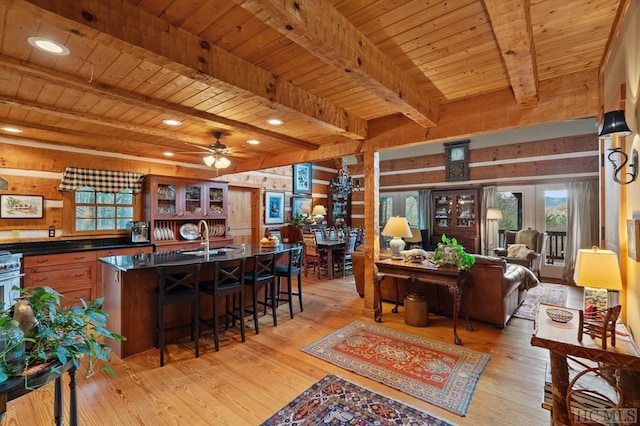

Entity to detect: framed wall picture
[265,191,285,224]
[292,163,312,194]
[292,196,312,217]
[0,194,44,219]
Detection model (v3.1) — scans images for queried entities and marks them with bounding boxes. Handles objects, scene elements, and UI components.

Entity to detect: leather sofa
[352,249,539,328]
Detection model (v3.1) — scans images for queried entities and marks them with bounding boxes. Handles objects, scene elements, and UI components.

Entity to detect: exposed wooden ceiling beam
[483,0,539,108]
[0,55,320,151]
[19,0,367,140]
[231,0,438,128]
[0,96,215,145]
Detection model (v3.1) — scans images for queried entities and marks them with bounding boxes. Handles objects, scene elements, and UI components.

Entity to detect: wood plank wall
[0,132,597,241]
[349,133,599,229]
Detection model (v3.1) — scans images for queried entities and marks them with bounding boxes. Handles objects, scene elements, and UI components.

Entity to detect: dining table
[316,239,346,279]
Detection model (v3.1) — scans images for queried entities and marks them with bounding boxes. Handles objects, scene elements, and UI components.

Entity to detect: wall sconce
[608,148,638,185]
[599,110,637,185]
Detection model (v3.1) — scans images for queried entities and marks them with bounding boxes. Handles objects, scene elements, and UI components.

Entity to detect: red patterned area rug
[301,321,490,416]
[260,375,456,426]
[513,283,569,320]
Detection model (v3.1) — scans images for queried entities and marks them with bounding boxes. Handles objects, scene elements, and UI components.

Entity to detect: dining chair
[156,263,201,367]
[199,258,245,352]
[274,245,304,318]
[302,233,328,279]
[332,230,358,277]
[243,252,277,334]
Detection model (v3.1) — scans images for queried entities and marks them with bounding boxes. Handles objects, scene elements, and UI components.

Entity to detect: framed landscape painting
[0,194,44,218]
[292,163,312,194]
[265,191,285,224]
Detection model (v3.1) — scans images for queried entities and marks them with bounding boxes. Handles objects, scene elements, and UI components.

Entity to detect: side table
[0,360,77,426]
[531,303,640,426]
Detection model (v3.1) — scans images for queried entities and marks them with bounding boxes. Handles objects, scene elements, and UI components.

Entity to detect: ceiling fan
[182,131,232,169]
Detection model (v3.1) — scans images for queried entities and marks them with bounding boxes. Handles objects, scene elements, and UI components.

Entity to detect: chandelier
[329,157,361,197]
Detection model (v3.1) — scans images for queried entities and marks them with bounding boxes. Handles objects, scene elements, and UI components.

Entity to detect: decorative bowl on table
[546,307,573,323]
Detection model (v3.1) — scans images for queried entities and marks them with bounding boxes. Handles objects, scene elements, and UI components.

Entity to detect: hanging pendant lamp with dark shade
[599,110,632,137]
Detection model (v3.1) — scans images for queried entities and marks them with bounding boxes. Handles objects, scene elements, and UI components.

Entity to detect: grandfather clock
[444,140,470,182]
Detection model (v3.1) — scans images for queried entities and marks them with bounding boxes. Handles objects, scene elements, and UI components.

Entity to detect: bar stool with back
[199,258,245,351]
[274,244,304,318]
[243,252,277,334]
[156,263,201,367]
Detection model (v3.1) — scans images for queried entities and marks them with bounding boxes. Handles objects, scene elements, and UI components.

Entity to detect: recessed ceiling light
[247,139,261,145]
[163,151,174,157]
[266,118,284,126]
[27,37,70,56]
[1,126,23,133]
[162,119,182,126]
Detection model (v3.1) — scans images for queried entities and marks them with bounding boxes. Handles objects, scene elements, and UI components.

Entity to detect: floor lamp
[485,208,502,255]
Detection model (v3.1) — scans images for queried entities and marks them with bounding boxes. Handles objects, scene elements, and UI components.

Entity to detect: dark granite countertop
[100,244,294,272]
[0,238,154,256]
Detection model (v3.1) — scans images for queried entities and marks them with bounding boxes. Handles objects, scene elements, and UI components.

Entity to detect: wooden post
[361,149,380,317]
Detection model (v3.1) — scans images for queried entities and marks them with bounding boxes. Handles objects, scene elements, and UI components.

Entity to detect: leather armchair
[494,228,547,279]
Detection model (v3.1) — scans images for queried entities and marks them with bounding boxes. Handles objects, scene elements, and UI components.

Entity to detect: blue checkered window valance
[58,167,145,193]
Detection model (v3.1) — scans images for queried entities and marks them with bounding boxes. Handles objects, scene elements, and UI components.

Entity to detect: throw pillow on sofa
[507,243,527,257]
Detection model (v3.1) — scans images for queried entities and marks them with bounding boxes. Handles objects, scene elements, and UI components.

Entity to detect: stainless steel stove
[0,251,22,308]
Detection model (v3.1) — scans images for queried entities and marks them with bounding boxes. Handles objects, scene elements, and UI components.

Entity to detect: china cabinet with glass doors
[431,188,481,253]
[144,175,231,251]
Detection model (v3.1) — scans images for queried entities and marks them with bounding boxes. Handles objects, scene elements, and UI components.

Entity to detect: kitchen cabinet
[23,246,155,305]
[327,193,351,226]
[431,188,481,253]
[144,175,232,251]
[23,251,98,308]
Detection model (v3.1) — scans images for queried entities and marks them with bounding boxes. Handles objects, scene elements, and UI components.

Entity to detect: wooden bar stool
[243,252,277,334]
[199,258,245,352]
[156,263,201,367]
[274,245,304,319]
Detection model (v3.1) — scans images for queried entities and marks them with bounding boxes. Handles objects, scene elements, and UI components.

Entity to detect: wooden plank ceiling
[0,0,621,174]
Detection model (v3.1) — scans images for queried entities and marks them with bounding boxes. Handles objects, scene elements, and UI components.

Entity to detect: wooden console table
[531,303,640,426]
[374,258,473,345]
[0,361,77,426]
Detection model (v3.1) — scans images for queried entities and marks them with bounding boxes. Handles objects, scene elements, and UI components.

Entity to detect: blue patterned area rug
[301,321,490,416]
[260,374,456,426]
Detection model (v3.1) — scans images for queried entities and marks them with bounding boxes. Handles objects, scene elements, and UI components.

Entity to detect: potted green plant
[291,213,307,227]
[432,234,476,270]
[0,286,125,384]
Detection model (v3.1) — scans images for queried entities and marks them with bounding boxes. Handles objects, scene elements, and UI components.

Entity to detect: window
[404,195,418,227]
[73,186,134,232]
[544,189,567,233]
[497,191,523,231]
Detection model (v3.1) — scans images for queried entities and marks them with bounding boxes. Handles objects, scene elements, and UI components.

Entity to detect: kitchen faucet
[198,220,209,253]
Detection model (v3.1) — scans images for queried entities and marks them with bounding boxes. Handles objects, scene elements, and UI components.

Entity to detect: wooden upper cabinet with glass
[144,175,231,250]
[431,188,481,253]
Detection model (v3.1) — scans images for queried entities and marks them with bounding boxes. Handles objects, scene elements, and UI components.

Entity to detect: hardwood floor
[6,276,578,425]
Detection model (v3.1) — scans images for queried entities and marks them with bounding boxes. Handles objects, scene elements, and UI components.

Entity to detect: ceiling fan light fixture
[214,156,231,169]
[27,37,70,55]
[203,155,215,167]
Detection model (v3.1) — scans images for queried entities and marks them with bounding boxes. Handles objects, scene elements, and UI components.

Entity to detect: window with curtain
[74,186,134,231]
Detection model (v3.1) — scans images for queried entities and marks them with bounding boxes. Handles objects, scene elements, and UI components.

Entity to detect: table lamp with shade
[382,216,412,259]
[311,205,327,225]
[573,247,623,312]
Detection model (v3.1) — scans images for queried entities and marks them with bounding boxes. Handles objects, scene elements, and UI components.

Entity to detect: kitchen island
[99,244,294,358]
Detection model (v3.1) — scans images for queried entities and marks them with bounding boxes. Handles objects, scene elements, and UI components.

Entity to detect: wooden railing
[497,230,566,264]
